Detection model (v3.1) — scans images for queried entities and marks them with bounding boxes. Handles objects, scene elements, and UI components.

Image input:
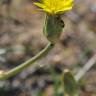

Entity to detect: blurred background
[0,0,96,96]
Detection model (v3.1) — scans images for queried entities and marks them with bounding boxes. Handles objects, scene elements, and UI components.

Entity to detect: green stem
[0,43,54,80]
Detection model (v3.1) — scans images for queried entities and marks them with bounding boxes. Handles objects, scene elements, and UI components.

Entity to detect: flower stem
[0,43,54,80]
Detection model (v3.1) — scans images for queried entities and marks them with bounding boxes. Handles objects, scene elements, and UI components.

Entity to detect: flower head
[34,0,73,14]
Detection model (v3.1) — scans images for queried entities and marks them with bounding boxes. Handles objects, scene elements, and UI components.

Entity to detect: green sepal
[43,14,64,44]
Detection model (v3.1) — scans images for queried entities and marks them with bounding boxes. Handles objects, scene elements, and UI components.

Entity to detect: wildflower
[34,0,73,14]
[34,0,73,44]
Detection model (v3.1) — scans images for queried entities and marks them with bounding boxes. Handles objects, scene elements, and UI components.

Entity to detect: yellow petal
[34,2,52,13]
[34,0,74,14]
[34,2,45,9]
[56,6,73,13]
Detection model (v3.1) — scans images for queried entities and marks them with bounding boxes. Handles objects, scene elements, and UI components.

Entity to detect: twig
[75,54,96,81]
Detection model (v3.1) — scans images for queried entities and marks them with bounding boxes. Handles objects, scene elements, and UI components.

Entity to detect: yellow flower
[34,0,73,14]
